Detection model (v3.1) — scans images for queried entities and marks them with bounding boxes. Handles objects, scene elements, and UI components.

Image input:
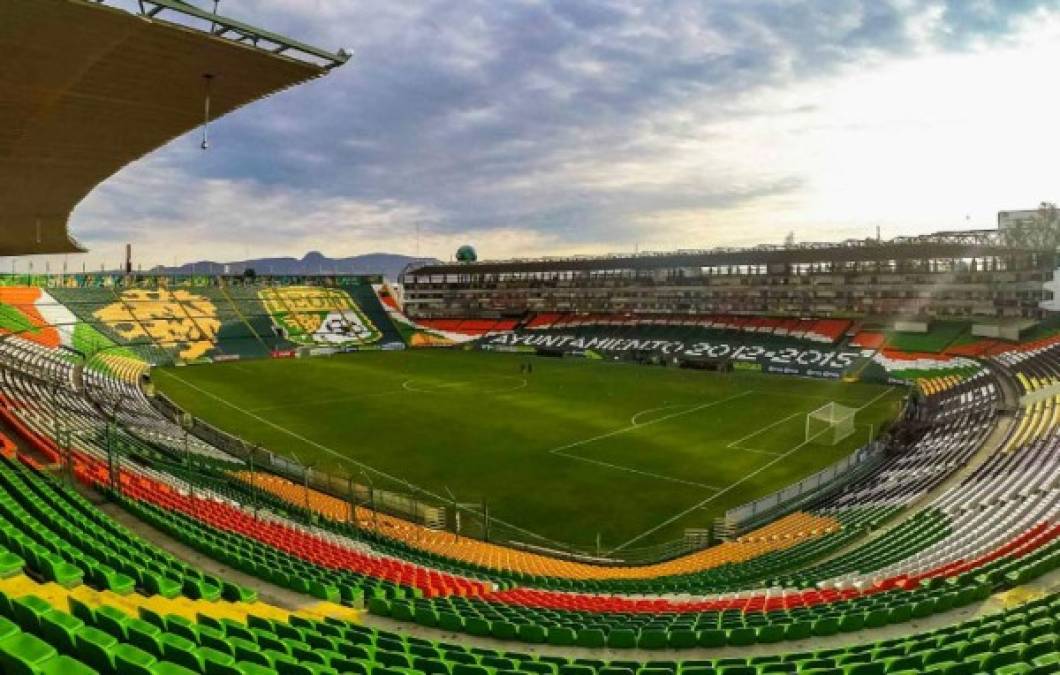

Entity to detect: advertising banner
[484,332,867,377]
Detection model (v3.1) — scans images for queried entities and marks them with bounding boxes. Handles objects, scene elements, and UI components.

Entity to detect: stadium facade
[401,230,1054,320]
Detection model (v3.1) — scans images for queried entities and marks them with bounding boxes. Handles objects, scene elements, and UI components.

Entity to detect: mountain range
[149,251,439,280]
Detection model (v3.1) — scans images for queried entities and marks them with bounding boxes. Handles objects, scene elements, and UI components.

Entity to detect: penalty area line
[545,390,753,492]
[608,385,898,554]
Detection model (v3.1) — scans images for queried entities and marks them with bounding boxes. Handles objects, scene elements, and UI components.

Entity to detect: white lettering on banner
[486,332,865,374]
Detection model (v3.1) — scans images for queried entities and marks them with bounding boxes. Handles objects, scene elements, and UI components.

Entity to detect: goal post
[805,402,857,445]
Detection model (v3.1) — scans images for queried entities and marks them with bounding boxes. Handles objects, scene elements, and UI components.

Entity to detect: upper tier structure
[402,231,1055,320]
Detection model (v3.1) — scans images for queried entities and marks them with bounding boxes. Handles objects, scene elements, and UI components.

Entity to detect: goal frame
[805,402,857,445]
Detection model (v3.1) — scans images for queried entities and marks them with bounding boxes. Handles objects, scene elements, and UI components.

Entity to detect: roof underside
[410,242,1055,276]
[0,0,333,256]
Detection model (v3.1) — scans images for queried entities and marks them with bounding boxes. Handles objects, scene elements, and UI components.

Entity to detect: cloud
[56,0,1060,270]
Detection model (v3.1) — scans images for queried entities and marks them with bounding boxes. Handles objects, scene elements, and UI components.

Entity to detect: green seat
[40,610,83,655]
[161,633,202,673]
[128,619,165,659]
[437,614,464,632]
[75,625,120,673]
[38,653,98,675]
[238,662,280,675]
[199,646,238,674]
[143,574,182,599]
[727,627,756,646]
[638,630,668,650]
[575,629,605,648]
[667,629,697,649]
[40,555,83,588]
[548,627,576,646]
[151,662,200,675]
[698,629,726,648]
[811,617,841,637]
[464,617,491,637]
[517,624,547,644]
[94,605,130,641]
[115,643,159,675]
[12,595,53,634]
[838,613,865,633]
[607,629,638,649]
[0,630,58,675]
[845,663,883,675]
[67,597,95,627]
[0,615,18,643]
[0,550,24,578]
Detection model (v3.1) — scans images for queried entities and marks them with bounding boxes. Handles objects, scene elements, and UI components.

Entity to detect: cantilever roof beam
[103,0,351,69]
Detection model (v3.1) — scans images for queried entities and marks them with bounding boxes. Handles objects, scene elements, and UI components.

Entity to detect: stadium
[0,1,1057,674]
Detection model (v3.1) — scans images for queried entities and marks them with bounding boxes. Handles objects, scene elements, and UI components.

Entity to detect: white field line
[248,388,408,413]
[545,391,754,491]
[608,386,898,553]
[725,412,802,452]
[402,376,528,395]
[153,370,575,550]
[248,375,528,413]
[548,390,753,457]
[630,404,687,426]
[550,451,724,491]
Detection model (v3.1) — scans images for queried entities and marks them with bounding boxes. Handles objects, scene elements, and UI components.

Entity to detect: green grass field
[153,350,903,552]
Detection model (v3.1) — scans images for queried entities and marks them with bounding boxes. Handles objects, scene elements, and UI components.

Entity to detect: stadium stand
[0,282,1056,664]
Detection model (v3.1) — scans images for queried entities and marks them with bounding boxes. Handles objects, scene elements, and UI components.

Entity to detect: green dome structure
[455,245,478,263]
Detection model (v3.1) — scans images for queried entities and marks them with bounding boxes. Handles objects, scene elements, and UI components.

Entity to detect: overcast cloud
[37,0,1060,269]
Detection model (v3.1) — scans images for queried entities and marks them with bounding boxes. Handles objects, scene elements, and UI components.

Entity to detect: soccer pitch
[153,350,902,550]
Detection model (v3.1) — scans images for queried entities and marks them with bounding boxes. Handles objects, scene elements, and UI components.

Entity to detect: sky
[22,0,1060,272]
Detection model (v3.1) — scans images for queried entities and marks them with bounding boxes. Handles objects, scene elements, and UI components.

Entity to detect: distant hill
[149,251,439,280]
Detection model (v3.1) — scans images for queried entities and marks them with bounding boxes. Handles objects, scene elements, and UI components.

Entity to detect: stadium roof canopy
[0,0,348,256]
[408,230,1056,276]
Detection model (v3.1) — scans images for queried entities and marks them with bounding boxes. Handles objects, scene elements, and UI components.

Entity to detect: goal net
[805,402,856,445]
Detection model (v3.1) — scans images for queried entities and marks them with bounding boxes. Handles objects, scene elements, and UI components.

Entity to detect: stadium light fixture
[201,74,214,151]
